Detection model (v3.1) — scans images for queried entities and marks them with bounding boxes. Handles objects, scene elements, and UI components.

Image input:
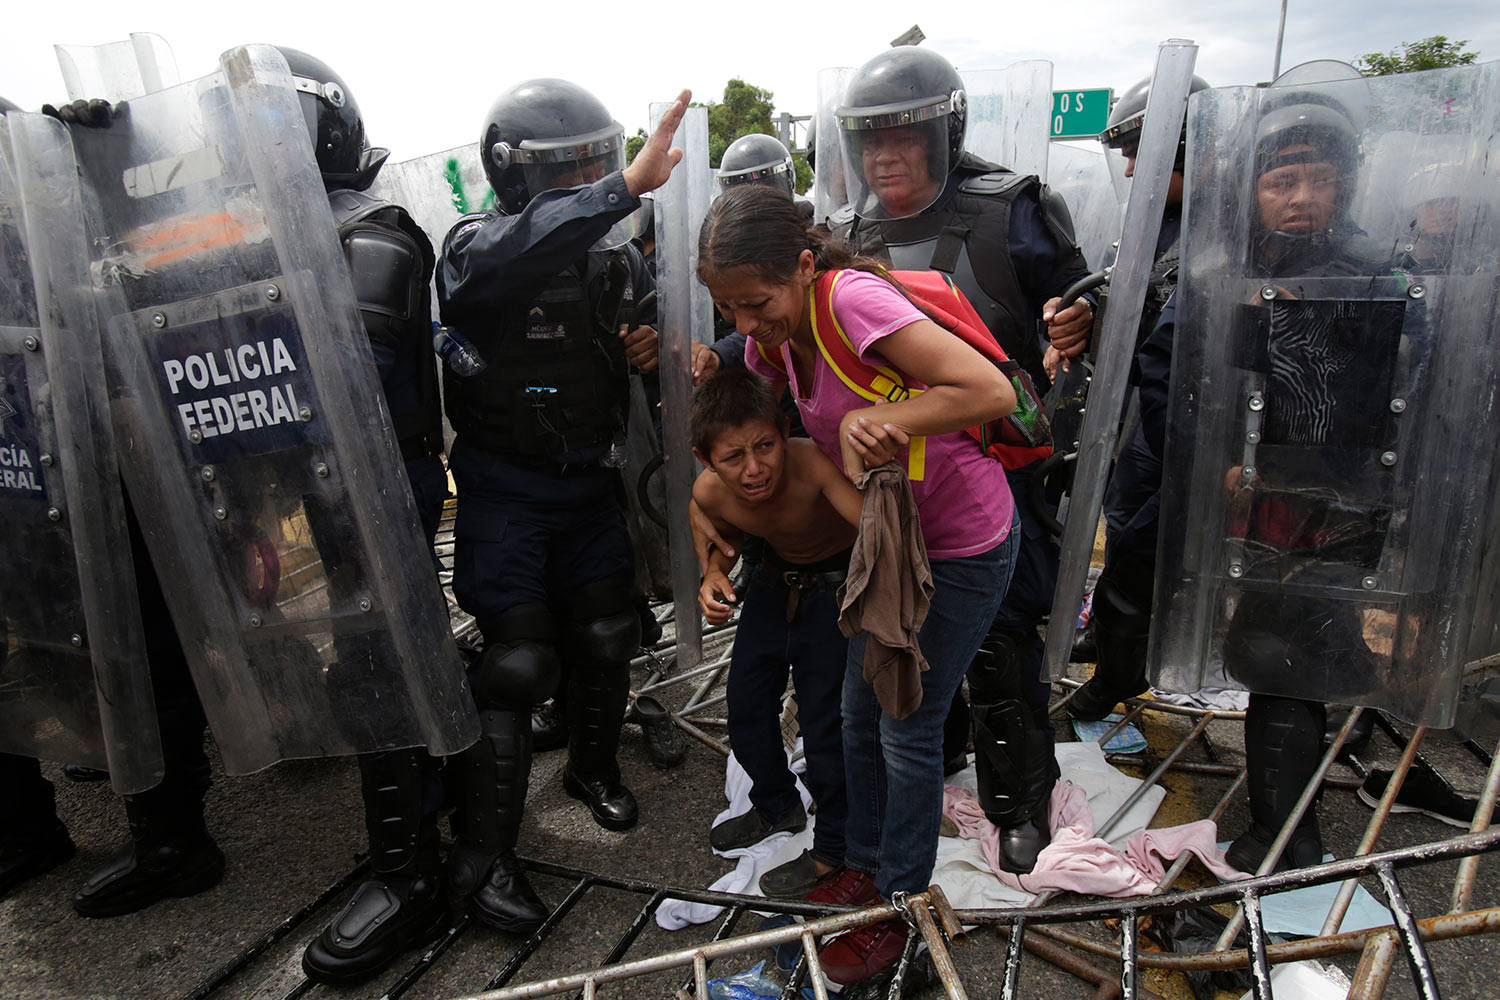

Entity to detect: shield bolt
[1408,284,1425,300]
[1242,466,1256,479]
[213,505,228,520]
[46,507,62,522]
[1390,398,1407,414]
[314,462,330,478]
[298,406,313,421]
[70,634,84,648]
[1228,563,1245,578]
[189,429,203,444]
[201,466,216,482]
[1245,431,1261,444]
[1247,393,1265,412]
[249,613,263,628]
[1381,451,1398,467]
[358,597,373,612]
[39,453,55,467]
[151,312,167,329]
[22,336,39,351]
[1260,285,1277,300]
[264,284,281,302]
[1361,576,1379,590]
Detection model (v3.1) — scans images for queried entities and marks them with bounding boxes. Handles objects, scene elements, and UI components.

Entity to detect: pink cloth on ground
[744,269,1013,559]
[943,783,1247,896]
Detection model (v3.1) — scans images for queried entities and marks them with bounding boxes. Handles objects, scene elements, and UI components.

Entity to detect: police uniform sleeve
[438,172,640,320]
[1007,188,1095,318]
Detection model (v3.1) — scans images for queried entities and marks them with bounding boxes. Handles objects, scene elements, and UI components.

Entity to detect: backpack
[757,268,1051,477]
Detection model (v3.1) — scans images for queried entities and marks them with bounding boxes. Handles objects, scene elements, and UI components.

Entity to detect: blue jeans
[841,522,1020,897]
[727,561,849,864]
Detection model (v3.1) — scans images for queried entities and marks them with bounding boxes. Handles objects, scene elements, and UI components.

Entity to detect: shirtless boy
[690,368,862,898]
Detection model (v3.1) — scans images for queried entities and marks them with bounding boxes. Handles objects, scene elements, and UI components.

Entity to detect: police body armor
[329,189,443,460]
[443,225,630,458]
[836,156,1085,376]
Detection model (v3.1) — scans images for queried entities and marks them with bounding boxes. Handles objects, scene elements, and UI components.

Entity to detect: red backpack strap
[809,269,930,479]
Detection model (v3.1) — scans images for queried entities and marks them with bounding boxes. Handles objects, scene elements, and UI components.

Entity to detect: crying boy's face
[706,417,787,504]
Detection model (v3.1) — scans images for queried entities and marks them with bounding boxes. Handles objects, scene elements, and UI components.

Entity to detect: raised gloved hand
[41,98,116,128]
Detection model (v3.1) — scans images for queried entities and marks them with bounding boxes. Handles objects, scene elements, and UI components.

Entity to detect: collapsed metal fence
[189,498,1500,1000]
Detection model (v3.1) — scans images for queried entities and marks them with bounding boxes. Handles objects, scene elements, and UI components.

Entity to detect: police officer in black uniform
[1063,73,1210,723]
[830,46,1095,873]
[275,50,453,984]
[434,81,688,930]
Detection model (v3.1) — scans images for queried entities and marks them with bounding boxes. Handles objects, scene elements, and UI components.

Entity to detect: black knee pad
[474,603,561,708]
[566,578,640,667]
[474,639,560,709]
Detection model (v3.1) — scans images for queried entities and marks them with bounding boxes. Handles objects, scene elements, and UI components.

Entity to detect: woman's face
[1256,144,1340,234]
[705,252,816,351]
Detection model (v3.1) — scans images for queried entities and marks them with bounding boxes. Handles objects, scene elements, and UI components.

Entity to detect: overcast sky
[4,1,1497,161]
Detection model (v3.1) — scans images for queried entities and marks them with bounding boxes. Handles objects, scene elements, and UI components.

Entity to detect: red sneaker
[817,918,911,985]
[803,866,878,907]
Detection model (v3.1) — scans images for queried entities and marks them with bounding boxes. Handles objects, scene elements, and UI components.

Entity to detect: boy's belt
[772,565,848,623]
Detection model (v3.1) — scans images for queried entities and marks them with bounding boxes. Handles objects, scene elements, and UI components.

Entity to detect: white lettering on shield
[162,337,303,440]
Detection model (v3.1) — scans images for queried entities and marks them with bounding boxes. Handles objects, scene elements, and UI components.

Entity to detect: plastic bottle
[432,322,487,377]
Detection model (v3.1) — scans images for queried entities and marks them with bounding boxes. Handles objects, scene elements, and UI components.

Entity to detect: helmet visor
[836,113,950,220]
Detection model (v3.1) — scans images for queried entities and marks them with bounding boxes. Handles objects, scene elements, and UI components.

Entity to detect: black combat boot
[447,709,549,934]
[1,754,76,900]
[1226,695,1326,873]
[970,636,1059,874]
[563,664,638,831]
[303,748,449,984]
[72,782,224,918]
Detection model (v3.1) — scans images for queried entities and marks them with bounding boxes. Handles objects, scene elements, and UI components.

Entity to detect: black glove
[41,98,116,128]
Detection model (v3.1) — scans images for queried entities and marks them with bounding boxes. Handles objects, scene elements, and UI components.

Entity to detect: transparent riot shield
[963,61,1053,181]
[14,45,479,773]
[1042,39,1199,681]
[811,67,853,226]
[1048,142,1125,271]
[55,32,179,103]
[650,101,714,670]
[0,114,163,793]
[1151,61,1500,726]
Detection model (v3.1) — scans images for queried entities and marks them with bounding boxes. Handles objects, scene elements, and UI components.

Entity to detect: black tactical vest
[837,161,1082,380]
[329,189,444,458]
[443,254,631,458]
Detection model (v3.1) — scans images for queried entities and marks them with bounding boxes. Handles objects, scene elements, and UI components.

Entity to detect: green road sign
[1051,89,1112,139]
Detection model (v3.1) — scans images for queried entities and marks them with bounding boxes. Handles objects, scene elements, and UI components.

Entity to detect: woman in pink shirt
[696,183,1021,984]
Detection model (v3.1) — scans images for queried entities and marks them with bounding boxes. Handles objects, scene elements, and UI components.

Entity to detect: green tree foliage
[1355,35,1479,76]
[625,79,813,194]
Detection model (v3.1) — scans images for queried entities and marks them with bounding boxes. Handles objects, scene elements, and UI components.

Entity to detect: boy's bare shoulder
[692,467,729,509]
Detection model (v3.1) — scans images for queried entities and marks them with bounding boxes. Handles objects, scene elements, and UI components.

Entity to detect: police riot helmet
[836,47,966,220]
[718,133,795,196]
[277,47,387,191]
[481,78,627,214]
[1251,97,1361,266]
[1098,74,1210,169]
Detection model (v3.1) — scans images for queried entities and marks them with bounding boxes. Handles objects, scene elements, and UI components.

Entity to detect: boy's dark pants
[726,562,849,864]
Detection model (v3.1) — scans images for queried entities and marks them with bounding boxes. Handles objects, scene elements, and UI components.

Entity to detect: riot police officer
[831,46,1094,873]
[434,80,688,931]
[1065,72,1210,723]
[278,49,454,984]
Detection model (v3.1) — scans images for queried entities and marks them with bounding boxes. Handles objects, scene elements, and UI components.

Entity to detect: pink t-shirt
[745,269,1014,558]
